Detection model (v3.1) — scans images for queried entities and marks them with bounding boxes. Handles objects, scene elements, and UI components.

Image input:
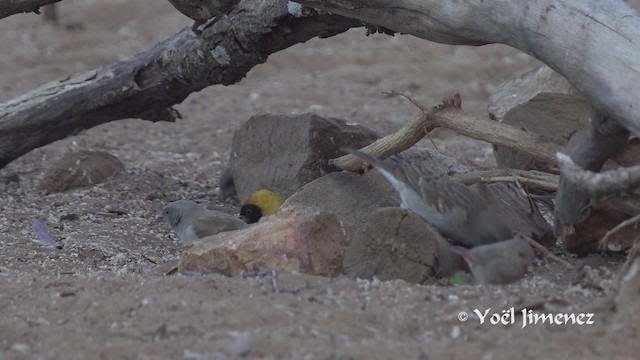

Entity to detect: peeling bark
[0,0,358,168]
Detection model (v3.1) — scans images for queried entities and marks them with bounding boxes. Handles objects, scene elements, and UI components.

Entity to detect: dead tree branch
[452,169,559,192]
[557,152,640,200]
[0,0,359,169]
[331,94,563,172]
[554,111,630,231]
[296,0,640,138]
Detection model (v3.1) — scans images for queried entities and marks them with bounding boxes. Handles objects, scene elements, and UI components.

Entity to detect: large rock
[38,150,124,193]
[493,92,590,171]
[490,66,640,171]
[488,65,579,122]
[229,113,379,202]
[488,65,588,171]
[178,207,352,276]
[282,171,399,234]
[342,207,464,283]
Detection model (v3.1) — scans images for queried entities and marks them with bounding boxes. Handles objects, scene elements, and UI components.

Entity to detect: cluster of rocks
[177,112,552,283]
[36,64,640,283]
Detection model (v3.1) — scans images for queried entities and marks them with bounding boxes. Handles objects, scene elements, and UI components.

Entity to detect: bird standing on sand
[167,0,238,34]
[453,238,535,284]
[239,189,286,224]
[346,149,512,247]
[163,200,247,244]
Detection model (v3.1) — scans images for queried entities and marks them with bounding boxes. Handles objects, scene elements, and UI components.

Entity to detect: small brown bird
[453,238,535,285]
[346,149,512,247]
[239,189,286,224]
[167,0,238,34]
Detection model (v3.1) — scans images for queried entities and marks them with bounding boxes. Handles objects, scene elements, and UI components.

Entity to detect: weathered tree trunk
[296,0,640,238]
[296,0,640,137]
[0,0,61,19]
[3,0,640,238]
[0,0,358,168]
[555,112,630,231]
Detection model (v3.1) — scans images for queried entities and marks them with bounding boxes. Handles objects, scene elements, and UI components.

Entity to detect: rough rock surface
[179,207,352,276]
[342,207,446,284]
[493,93,590,171]
[282,171,399,233]
[38,150,124,193]
[229,113,379,202]
[488,65,579,122]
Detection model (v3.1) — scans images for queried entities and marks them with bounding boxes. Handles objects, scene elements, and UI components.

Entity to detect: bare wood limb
[556,152,640,200]
[0,0,61,19]
[329,105,431,170]
[554,111,631,230]
[296,0,640,138]
[425,108,563,169]
[0,0,360,169]
[600,214,640,252]
[516,233,574,270]
[452,169,559,192]
[332,94,563,172]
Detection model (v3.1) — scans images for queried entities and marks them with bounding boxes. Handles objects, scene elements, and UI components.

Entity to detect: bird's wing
[191,213,246,239]
[417,176,486,218]
[388,154,423,192]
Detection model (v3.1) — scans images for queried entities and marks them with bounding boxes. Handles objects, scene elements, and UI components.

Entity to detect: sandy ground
[0,1,637,359]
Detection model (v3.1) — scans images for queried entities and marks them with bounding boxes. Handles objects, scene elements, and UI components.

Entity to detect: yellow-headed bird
[239,189,286,224]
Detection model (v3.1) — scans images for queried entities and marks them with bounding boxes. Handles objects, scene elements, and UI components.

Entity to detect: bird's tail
[342,148,391,170]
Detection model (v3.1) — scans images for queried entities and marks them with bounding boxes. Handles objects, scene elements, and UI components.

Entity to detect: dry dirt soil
[0,1,638,359]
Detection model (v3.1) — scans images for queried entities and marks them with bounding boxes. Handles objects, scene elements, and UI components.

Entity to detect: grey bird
[346,149,512,247]
[453,238,535,285]
[163,200,247,244]
[167,0,238,34]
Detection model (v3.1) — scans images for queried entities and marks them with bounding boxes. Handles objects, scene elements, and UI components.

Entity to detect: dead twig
[141,253,158,265]
[332,93,563,172]
[451,169,559,192]
[516,233,573,269]
[383,90,428,111]
[599,214,640,251]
